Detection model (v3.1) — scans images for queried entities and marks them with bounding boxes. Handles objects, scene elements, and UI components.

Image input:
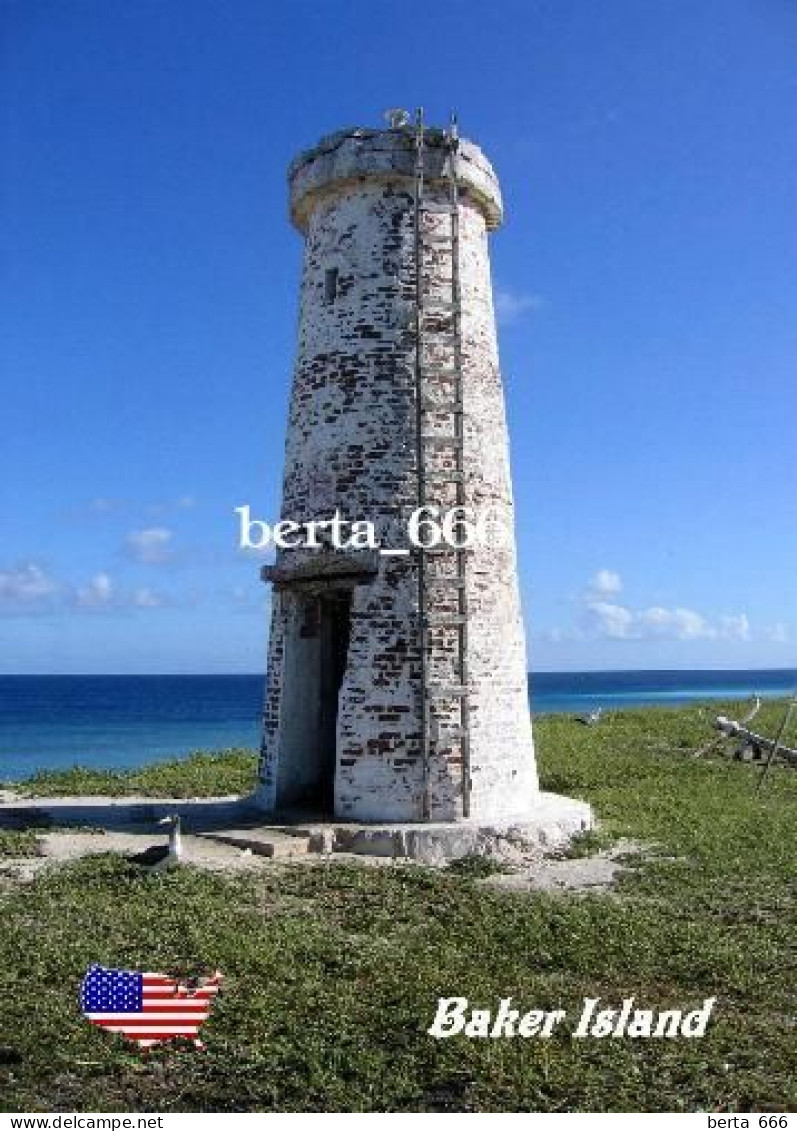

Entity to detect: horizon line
[1,667,795,678]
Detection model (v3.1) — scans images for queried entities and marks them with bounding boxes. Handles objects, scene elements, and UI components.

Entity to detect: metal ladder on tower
[413,109,472,820]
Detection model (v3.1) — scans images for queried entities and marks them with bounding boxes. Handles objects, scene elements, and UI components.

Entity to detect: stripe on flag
[80,963,222,1048]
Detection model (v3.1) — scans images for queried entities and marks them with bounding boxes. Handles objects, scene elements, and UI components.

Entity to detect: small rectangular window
[324,267,339,303]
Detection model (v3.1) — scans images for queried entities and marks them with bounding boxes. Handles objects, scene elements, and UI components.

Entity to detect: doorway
[316,589,353,813]
[277,586,353,815]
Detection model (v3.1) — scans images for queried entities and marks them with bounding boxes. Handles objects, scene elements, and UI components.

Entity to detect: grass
[0,701,795,1112]
[445,853,511,879]
[0,829,42,857]
[3,748,257,799]
[555,826,616,860]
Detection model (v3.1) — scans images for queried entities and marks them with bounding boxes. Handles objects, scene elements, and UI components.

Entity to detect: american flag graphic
[80,963,223,1048]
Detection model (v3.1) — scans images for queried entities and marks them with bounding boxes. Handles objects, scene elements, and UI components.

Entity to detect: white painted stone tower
[255,118,540,824]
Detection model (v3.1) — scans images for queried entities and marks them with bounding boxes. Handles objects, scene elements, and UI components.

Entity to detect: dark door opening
[316,589,353,814]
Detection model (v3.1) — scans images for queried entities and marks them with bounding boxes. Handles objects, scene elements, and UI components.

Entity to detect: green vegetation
[4,748,257,799]
[555,827,616,860]
[0,829,42,857]
[1,702,795,1112]
[445,853,511,879]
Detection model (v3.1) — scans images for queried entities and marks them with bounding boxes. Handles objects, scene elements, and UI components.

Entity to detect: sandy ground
[0,825,644,893]
[483,839,644,893]
[0,829,278,883]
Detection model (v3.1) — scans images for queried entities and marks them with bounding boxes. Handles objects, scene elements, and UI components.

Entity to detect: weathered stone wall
[256,126,538,822]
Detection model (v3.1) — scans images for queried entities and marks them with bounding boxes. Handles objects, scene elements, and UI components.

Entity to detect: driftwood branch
[691,696,760,759]
[713,714,797,766]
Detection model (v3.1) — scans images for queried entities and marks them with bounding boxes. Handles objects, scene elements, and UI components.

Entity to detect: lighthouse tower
[255,115,553,826]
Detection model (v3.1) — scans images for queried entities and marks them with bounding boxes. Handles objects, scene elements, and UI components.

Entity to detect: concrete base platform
[292,792,593,864]
[0,791,593,865]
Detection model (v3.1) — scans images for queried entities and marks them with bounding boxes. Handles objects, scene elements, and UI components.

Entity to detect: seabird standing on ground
[129,813,183,871]
[577,707,603,726]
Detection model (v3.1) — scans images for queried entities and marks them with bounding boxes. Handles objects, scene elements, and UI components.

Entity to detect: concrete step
[198,828,312,858]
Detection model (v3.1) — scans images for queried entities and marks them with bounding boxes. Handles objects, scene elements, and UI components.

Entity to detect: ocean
[0,670,794,782]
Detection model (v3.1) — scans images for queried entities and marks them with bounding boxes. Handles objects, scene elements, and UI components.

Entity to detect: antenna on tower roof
[384,108,410,129]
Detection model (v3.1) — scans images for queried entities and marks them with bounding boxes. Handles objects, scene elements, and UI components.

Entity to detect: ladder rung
[420,310,459,321]
[427,686,469,698]
[421,203,459,215]
[425,614,467,626]
[433,727,467,742]
[424,470,464,482]
[421,368,460,380]
[423,577,466,589]
[421,398,462,412]
[422,235,454,247]
[418,544,472,556]
[420,300,459,312]
[421,434,461,446]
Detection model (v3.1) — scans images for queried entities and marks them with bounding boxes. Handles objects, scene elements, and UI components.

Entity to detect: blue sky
[1,0,795,674]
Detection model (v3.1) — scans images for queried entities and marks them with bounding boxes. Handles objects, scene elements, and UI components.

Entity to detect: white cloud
[765,622,789,643]
[75,572,114,608]
[544,570,753,645]
[716,613,751,642]
[586,569,623,598]
[124,527,174,564]
[494,286,545,326]
[68,496,196,521]
[74,574,174,613]
[636,606,709,640]
[582,601,750,642]
[133,587,168,609]
[142,496,196,519]
[0,564,59,608]
[583,601,635,640]
[75,577,172,612]
[0,562,175,616]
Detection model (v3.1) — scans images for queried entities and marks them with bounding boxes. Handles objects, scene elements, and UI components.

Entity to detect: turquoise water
[0,670,794,782]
